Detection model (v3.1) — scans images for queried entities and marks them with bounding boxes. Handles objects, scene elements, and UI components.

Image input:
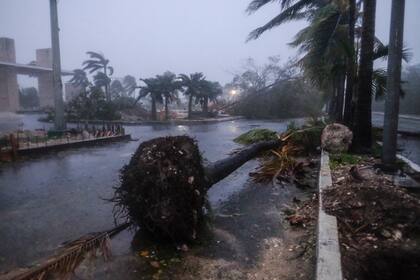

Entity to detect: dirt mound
[113,136,208,242]
[323,161,420,280]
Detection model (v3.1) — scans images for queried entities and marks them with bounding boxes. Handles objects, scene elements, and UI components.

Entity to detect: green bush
[234,128,278,145]
[330,153,362,169]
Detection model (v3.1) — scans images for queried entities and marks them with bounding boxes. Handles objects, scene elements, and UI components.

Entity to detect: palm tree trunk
[353,0,377,152]
[382,0,406,168]
[188,95,193,119]
[205,140,281,186]
[203,97,208,114]
[328,84,338,119]
[165,96,169,120]
[343,0,356,126]
[104,66,110,102]
[335,74,346,122]
[151,96,157,120]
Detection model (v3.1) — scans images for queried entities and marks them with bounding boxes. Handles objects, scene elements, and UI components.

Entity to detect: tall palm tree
[353,0,377,152]
[382,0,406,167]
[155,71,183,120]
[288,1,350,120]
[110,79,125,99]
[248,0,355,121]
[179,72,205,119]
[82,51,114,102]
[343,0,357,125]
[69,69,90,93]
[136,78,163,121]
[123,75,138,98]
[197,80,223,114]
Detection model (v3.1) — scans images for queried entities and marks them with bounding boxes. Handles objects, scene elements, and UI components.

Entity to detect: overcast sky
[1,0,419,87]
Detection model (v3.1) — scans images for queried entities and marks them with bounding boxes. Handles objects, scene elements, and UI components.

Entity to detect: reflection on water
[0,114,301,271]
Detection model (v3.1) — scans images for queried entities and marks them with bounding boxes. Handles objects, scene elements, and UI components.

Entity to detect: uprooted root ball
[113,136,208,242]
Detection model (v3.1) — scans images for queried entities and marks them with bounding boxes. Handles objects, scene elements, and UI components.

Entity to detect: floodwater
[0,115,303,272]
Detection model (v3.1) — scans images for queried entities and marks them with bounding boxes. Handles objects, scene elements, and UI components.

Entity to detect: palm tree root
[112,136,281,242]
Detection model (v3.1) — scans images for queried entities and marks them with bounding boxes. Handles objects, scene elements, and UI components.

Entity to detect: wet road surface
[372,112,420,165]
[0,116,302,272]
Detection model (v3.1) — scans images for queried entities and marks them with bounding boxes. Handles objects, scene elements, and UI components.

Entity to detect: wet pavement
[0,115,303,272]
[372,112,420,165]
[1,113,418,278]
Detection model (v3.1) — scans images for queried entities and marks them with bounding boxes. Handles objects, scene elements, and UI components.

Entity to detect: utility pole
[382,0,406,168]
[49,0,66,130]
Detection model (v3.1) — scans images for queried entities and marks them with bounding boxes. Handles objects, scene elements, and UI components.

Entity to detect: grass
[234,128,278,145]
[330,153,362,169]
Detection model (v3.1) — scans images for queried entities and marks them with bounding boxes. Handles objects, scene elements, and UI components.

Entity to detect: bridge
[0,37,77,112]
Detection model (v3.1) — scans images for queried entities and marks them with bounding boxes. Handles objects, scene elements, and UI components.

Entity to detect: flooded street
[0,115,303,272]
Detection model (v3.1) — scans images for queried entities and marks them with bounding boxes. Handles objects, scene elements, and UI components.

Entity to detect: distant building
[0,37,73,112]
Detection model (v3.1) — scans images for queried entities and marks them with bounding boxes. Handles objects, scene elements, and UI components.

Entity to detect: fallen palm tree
[5,126,323,279]
[112,135,281,242]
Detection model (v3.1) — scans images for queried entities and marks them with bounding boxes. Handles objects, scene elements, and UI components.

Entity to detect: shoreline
[39,116,245,126]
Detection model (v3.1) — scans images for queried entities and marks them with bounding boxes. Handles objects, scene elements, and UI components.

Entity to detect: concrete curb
[316,151,343,280]
[396,154,420,172]
[376,141,420,172]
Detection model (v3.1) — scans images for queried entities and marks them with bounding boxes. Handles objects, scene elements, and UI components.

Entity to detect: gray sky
[1,0,419,87]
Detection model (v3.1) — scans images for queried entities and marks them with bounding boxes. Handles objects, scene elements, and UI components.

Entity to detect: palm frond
[372,68,406,100]
[8,223,129,280]
[246,0,278,14]
[108,66,114,76]
[86,51,106,63]
[247,0,317,41]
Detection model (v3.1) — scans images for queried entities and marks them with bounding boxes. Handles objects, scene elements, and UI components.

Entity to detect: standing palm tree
[382,0,406,168]
[343,0,357,125]
[353,0,377,152]
[136,78,163,121]
[155,71,183,120]
[110,79,125,99]
[179,73,205,119]
[69,69,90,93]
[82,51,114,102]
[247,0,355,121]
[197,80,223,114]
[123,75,138,98]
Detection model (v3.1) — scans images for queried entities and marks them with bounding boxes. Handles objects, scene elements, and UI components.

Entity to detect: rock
[321,123,353,153]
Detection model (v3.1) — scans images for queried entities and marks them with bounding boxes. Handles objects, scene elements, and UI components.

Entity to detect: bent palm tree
[155,71,183,120]
[83,51,114,102]
[110,79,125,99]
[197,80,223,114]
[69,69,90,93]
[123,75,138,98]
[179,73,205,119]
[136,78,163,120]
